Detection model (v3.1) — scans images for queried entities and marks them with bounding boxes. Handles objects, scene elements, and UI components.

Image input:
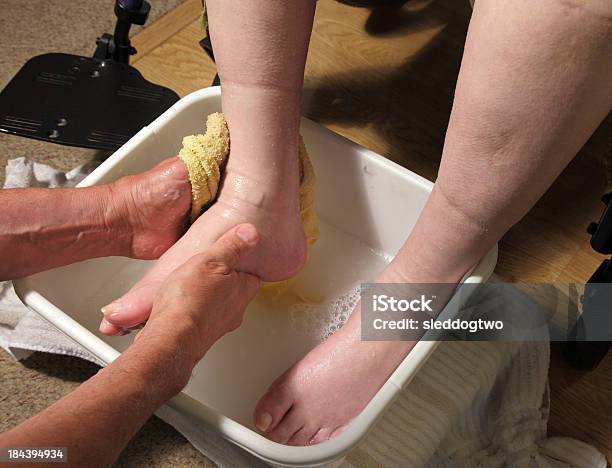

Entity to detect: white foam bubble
[289,285,362,342]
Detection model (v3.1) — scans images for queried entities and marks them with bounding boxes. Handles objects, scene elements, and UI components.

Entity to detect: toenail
[255,412,272,432]
[330,425,347,439]
[101,302,122,318]
[99,318,122,336]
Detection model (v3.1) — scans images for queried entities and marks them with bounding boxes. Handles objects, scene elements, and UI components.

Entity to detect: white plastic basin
[14,87,497,467]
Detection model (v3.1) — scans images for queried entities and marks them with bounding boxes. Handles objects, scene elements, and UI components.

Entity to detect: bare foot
[253,263,461,446]
[111,157,191,260]
[100,151,306,334]
[253,309,415,445]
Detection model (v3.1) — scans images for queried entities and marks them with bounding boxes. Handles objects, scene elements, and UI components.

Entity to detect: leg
[254,0,612,445]
[100,0,317,331]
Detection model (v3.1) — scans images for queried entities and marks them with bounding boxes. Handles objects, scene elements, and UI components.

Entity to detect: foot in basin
[99,89,308,334]
[252,235,468,446]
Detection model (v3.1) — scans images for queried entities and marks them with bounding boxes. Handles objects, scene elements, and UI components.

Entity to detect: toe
[287,425,320,446]
[305,426,347,446]
[264,407,304,444]
[99,318,126,336]
[102,281,160,328]
[329,425,348,440]
[254,377,296,435]
[308,427,333,445]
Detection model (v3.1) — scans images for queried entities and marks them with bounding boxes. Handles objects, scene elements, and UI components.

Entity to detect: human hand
[101,223,261,370]
[107,157,192,260]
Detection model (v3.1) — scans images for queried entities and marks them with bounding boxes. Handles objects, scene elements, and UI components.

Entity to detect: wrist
[72,185,133,258]
[121,338,192,403]
[127,320,211,399]
[98,181,138,258]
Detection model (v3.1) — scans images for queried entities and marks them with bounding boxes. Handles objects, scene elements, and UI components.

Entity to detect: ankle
[222,84,302,169]
[382,250,469,285]
[223,155,301,213]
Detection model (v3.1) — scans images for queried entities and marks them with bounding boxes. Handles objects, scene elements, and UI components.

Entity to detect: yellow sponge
[297,135,319,247]
[179,112,230,222]
[179,112,319,263]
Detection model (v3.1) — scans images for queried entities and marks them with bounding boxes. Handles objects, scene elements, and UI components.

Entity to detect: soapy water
[283,226,392,342]
[289,286,362,342]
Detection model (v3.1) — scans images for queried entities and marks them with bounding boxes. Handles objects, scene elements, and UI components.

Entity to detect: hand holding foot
[109,157,192,260]
[100,90,315,334]
[0,225,260,468]
[100,145,308,334]
[135,223,261,375]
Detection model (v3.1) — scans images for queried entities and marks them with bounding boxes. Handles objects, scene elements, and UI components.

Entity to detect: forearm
[396,0,612,280]
[206,0,316,185]
[0,330,195,468]
[0,186,131,280]
[0,214,257,468]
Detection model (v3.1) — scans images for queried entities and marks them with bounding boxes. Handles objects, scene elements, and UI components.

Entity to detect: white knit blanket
[345,340,604,467]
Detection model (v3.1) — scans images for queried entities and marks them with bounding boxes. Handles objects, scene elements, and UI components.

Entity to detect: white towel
[0,158,605,468]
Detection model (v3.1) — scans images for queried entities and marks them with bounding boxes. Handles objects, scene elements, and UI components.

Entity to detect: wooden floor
[131,0,612,461]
